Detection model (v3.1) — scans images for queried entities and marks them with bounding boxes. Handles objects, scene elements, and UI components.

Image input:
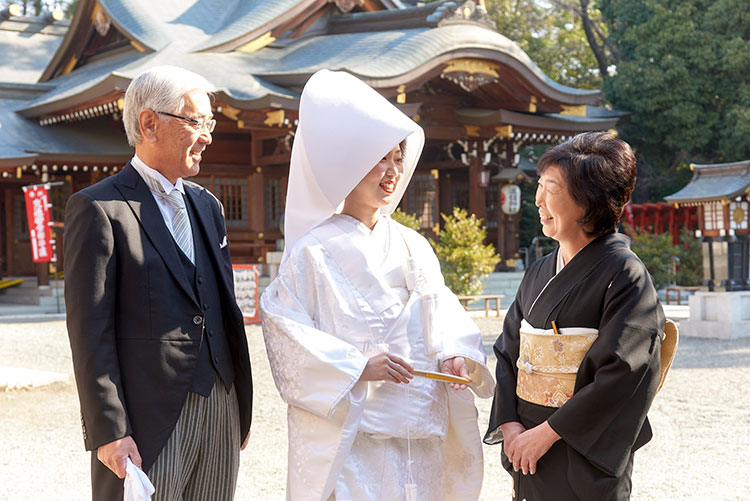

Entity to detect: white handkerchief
[220,235,228,248]
[124,457,155,501]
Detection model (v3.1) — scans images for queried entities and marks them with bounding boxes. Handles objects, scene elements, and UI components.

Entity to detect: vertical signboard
[22,185,53,263]
[232,264,260,324]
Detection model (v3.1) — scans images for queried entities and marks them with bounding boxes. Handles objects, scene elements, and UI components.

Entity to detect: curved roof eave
[98,0,313,54]
[194,0,314,53]
[19,49,299,118]
[665,161,750,204]
[455,108,619,132]
[249,24,602,105]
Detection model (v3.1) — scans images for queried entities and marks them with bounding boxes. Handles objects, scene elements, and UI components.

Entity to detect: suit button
[208,329,215,337]
[197,275,204,284]
[193,315,203,325]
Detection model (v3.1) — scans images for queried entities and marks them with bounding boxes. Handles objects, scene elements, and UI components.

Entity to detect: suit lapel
[114,163,198,306]
[184,185,221,266]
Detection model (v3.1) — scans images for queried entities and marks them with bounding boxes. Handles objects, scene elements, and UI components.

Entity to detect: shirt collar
[131,154,185,195]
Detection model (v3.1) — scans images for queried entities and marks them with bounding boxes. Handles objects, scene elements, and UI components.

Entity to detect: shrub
[629,230,677,289]
[431,207,501,296]
[390,208,421,231]
[675,228,703,286]
[628,227,703,289]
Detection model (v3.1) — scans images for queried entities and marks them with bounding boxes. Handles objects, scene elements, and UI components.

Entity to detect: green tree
[431,207,501,296]
[597,0,750,200]
[485,0,605,89]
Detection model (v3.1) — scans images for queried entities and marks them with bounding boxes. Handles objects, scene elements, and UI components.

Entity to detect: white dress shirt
[130,155,194,262]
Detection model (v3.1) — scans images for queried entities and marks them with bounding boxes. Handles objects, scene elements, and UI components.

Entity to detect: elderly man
[64,66,253,500]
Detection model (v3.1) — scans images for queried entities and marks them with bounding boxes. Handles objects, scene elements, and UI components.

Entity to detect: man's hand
[240,431,250,451]
[505,420,561,475]
[440,356,471,390]
[97,435,141,479]
[360,352,414,383]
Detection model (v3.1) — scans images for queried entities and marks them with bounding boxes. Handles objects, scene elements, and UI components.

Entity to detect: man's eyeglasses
[156,111,216,134]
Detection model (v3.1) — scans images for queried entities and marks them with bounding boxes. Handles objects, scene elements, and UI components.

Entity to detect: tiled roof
[0,97,131,167]
[665,162,750,203]
[250,24,599,99]
[0,16,67,84]
[20,47,299,116]
[99,0,308,51]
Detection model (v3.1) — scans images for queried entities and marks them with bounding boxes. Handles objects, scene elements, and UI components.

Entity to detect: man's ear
[139,109,159,143]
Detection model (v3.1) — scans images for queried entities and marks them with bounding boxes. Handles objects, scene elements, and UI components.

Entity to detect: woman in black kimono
[485,132,664,500]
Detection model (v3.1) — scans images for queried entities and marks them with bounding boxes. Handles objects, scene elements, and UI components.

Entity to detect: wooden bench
[665,286,700,305]
[0,278,24,291]
[457,294,504,317]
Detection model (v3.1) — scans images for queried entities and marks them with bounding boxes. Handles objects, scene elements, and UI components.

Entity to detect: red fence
[623,202,698,245]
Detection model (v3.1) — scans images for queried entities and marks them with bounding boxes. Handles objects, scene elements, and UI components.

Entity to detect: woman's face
[346,144,404,211]
[535,164,588,246]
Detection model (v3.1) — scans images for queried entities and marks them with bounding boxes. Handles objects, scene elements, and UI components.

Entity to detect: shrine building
[665,161,750,291]
[0,0,626,282]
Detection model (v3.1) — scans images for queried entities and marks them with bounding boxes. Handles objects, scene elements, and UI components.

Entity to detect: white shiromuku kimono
[261,213,494,500]
[260,68,495,500]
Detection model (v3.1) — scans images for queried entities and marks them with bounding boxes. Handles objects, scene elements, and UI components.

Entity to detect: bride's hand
[360,352,414,383]
[441,356,471,391]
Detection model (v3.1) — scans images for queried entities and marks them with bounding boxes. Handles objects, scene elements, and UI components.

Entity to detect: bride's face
[346,145,404,211]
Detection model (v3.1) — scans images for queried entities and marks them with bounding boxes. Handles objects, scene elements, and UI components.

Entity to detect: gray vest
[173,194,235,396]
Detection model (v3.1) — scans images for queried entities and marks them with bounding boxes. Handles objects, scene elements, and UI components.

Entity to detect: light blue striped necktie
[141,173,195,264]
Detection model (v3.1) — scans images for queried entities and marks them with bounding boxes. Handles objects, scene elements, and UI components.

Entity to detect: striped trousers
[148,377,241,501]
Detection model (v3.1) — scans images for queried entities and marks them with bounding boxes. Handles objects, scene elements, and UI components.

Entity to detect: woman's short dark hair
[537,131,636,237]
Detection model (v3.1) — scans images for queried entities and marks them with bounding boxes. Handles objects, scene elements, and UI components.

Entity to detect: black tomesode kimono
[485,233,664,501]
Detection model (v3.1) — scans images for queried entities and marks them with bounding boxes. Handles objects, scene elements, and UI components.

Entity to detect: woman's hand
[360,352,414,383]
[441,356,471,390]
[500,421,526,459]
[505,420,561,475]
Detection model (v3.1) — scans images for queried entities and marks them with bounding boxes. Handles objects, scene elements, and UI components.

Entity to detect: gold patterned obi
[516,319,598,408]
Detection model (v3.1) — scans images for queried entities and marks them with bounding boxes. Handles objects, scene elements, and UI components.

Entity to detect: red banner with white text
[23,185,53,263]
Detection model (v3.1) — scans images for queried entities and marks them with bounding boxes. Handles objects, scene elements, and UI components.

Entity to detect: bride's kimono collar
[283,69,425,254]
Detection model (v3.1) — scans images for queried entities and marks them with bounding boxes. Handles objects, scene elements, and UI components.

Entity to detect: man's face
[152,91,213,182]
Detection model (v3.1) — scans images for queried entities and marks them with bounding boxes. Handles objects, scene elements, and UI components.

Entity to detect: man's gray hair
[122,65,216,147]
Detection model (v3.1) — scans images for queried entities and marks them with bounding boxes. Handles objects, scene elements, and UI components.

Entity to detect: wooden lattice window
[13,194,28,239]
[48,179,71,224]
[405,173,437,229]
[265,178,285,229]
[451,181,469,211]
[215,178,248,228]
[703,201,723,231]
[485,183,498,229]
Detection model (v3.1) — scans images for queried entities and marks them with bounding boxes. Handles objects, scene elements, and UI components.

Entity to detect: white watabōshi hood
[283,69,425,252]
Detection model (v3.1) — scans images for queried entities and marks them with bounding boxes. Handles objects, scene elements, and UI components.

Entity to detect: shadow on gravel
[671,337,750,369]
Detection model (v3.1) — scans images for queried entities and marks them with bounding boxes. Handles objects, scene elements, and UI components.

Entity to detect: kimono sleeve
[260,245,369,420]
[484,289,524,444]
[546,256,664,476]
[410,231,494,398]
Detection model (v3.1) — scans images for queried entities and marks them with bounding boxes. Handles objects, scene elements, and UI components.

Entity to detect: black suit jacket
[64,163,253,476]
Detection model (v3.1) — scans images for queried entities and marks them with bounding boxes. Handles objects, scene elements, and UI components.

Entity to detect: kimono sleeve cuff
[324,355,369,419]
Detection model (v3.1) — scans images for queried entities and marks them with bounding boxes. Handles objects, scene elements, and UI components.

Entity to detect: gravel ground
[1,317,749,500]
